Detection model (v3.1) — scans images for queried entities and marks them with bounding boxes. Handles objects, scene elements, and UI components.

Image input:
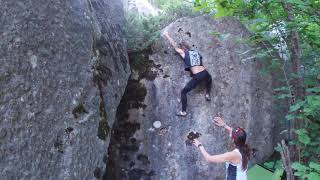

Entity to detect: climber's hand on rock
[214,117,225,127]
[192,139,201,147]
[163,29,169,36]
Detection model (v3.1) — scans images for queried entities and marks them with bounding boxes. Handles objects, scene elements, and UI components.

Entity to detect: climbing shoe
[176,111,187,117]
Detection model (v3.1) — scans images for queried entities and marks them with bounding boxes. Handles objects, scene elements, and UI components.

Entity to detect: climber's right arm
[193,139,239,163]
[163,32,185,58]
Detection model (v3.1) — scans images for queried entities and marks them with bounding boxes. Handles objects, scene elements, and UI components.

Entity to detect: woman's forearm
[199,146,212,162]
[165,34,178,49]
[224,124,232,135]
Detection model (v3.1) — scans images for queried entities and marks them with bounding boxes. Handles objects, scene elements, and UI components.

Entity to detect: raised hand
[192,138,201,147]
[163,30,169,37]
[213,117,225,127]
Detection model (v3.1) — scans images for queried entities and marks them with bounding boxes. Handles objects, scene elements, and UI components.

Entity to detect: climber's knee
[181,87,189,95]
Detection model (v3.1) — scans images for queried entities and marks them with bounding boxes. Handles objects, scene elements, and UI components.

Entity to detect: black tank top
[183,50,203,71]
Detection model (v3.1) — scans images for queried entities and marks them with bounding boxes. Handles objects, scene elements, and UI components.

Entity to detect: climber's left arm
[193,139,238,163]
[163,31,185,58]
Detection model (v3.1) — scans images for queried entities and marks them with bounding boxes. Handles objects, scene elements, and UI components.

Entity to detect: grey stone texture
[106,16,280,180]
[0,0,130,179]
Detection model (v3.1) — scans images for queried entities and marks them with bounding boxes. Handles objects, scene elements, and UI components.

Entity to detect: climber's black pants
[181,70,212,112]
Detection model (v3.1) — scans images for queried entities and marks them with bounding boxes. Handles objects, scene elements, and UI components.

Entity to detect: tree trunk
[281,1,304,161]
[280,140,295,180]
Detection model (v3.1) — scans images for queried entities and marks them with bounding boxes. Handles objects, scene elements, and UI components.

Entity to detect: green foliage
[263,155,284,179]
[286,91,320,170]
[126,13,163,52]
[193,0,320,179]
[264,159,283,170]
[126,0,195,52]
[149,0,190,10]
[292,162,320,180]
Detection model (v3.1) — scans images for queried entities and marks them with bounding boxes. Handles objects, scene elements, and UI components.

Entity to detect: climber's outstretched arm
[193,139,239,163]
[163,31,185,58]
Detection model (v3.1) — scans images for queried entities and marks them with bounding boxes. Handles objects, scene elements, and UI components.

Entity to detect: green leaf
[306,87,320,93]
[285,114,296,120]
[276,93,293,100]
[301,151,310,158]
[309,162,320,171]
[294,171,305,177]
[209,31,221,36]
[295,129,311,145]
[264,161,275,169]
[304,107,313,114]
[304,77,318,87]
[300,134,311,145]
[290,100,305,112]
[274,143,283,152]
[274,86,291,91]
[274,160,283,169]
[217,33,230,41]
[292,162,309,172]
[307,95,320,107]
[308,172,320,180]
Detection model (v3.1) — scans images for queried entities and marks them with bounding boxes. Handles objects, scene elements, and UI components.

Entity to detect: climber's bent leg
[181,76,201,113]
[204,71,212,101]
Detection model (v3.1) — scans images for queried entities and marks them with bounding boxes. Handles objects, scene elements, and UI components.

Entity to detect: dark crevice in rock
[93,49,111,141]
[128,169,155,180]
[137,154,150,165]
[185,31,191,37]
[0,129,7,139]
[72,103,89,119]
[93,61,113,84]
[104,49,156,178]
[64,127,74,134]
[53,136,64,154]
[119,79,147,109]
[163,74,170,78]
[97,120,110,141]
[96,80,110,141]
[129,49,161,81]
[104,78,146,179]
[96,37,111,56]
[94,167,102,179]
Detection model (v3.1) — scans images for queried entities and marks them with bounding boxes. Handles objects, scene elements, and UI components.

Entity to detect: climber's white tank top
[225,149,247,180]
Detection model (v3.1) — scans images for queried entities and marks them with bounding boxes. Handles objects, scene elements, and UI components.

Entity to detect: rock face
[0,0,129,179]
[106,16,280,179]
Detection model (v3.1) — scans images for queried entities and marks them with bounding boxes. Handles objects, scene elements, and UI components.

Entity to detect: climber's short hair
[179,41,190,51]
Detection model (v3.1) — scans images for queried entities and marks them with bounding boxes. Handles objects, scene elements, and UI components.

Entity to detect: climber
[192,117,251,180]
[163,30,212,117]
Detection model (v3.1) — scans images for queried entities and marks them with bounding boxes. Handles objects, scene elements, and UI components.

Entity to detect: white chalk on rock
[153,121,161,129]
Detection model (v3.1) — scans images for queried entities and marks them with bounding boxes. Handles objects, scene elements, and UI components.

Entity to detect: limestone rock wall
[0,0,130,179]
[106,16,280,180]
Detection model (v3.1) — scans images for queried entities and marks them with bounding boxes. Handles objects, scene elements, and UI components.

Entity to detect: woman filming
[192,117,251,180]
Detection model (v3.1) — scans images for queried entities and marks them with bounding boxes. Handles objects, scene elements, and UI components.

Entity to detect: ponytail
[238,144,251,170]
[232,127,251,170]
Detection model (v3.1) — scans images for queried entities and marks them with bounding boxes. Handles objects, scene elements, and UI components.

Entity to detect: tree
[193,0,320,179]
